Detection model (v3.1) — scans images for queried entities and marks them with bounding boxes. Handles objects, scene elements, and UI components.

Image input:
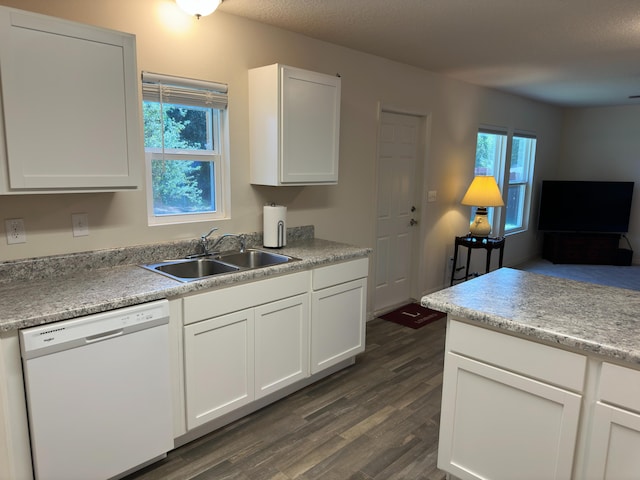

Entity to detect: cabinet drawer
[448,319,586,392]
[312,257,368,290]
[183,271,310,324]
[598,362,640,413]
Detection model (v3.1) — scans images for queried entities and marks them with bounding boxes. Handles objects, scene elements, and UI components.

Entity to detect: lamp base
[469,207,491,237]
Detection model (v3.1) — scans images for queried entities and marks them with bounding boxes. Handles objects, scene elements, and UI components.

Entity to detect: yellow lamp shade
[461,176,505,207]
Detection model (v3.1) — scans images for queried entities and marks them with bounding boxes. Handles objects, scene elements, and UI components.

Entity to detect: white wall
[558,106,640,256]
[0,0,565,309]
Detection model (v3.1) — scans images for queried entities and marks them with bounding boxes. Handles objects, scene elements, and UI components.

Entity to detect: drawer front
[448,319,586,392]
[599,362,640,413]
[312,257,368,290]
[183,271,310,324]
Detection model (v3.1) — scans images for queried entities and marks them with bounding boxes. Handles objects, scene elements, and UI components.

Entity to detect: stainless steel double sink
[143,249,298,282]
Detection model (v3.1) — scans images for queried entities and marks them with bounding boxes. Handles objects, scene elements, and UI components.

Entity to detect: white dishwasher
[20,300,173,480]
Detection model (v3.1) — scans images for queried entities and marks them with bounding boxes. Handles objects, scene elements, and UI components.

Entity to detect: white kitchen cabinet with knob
[249,63,341,186]
[0,6,141,194]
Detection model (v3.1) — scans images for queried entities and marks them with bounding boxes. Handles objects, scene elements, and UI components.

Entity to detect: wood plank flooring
[125,317,447,480]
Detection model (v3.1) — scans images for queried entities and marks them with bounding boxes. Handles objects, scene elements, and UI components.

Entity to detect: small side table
[450,235,505,286]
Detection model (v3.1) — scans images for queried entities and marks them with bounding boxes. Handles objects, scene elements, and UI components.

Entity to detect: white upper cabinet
[0,7,141,193]
[249,64,341,186]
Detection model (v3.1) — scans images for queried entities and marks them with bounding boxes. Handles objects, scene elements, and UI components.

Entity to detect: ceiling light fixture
[176,0,222,19]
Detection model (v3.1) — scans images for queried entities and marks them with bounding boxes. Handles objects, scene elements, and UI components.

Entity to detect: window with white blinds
[141,72,230,225]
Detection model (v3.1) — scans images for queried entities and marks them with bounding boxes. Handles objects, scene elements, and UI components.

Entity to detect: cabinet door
[311,278,366,374]
[254,294,309,399]
[280,66,340,184]
[585,402,640,479]
[439,352,581,480]
[0,7,140,192]
[184,309,254,430]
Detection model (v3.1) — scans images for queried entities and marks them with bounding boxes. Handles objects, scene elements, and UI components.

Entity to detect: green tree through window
[143,101,216,215]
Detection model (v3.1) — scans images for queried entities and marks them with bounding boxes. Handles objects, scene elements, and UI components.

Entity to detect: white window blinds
[141,71,228,109]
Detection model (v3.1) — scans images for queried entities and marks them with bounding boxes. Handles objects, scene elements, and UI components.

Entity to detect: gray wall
[557,105,640,255]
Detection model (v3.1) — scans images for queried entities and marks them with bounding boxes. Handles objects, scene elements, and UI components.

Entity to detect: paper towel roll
[263,205,287,248]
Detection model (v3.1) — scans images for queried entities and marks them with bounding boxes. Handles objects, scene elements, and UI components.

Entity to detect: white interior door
[374,111,420,312]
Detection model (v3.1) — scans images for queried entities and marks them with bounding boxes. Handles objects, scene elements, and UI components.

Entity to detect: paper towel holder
[263,202,287,249]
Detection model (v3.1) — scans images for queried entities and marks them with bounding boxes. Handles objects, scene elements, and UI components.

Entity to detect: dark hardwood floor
[126,317,447,480]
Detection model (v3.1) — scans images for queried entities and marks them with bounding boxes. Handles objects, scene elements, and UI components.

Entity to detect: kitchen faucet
[196,227,246,256]
[199,226,219,255]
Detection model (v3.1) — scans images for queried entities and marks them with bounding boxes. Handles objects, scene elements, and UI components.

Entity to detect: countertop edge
[1,239,371,333]
[421,268,640,366]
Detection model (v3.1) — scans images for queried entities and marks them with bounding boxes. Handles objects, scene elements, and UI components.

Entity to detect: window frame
[504,132,537,234]
[473,126,537,236]
[141,72,230,226]
[474,128,508,230]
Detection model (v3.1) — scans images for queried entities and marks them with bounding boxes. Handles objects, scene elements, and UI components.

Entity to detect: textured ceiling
[219,0,640,107]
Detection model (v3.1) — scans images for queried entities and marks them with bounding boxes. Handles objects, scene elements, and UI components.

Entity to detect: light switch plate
[427,190,437,202]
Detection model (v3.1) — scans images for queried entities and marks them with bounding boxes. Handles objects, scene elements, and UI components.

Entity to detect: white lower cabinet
[441,353,582,480]
[584,362,640,479]
[255,294,309,399]
[184,309,255,430]
[181,259,369,434]
[311,258,368,374]
[439,319,585,480]
[182,272,309,431]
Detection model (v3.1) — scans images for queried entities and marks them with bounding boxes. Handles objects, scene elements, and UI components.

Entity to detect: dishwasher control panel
[20,300,170,359]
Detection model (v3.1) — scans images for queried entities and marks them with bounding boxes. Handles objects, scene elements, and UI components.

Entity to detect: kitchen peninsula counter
[421,267,640,480]
[0,237,370,332]
[421,267,640,365]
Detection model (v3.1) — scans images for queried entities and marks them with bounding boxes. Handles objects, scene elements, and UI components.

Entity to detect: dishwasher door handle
[85,328,124,343]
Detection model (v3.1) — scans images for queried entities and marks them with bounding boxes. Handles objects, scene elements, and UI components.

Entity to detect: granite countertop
[421,267,640,365]
[0,237,371,332]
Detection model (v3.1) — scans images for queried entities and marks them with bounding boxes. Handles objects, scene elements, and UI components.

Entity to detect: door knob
[409,218,418,226]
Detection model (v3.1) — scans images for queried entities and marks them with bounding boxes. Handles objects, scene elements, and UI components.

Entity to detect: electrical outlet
[5,218,26,244]
[72,213,89,237]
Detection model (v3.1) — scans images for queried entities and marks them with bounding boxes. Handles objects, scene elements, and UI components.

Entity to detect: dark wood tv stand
[542,232,632,265]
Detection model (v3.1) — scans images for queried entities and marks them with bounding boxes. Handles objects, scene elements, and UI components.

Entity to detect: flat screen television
[537,180,634,233]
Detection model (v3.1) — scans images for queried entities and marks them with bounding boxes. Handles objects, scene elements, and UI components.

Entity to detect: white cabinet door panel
[0,7,140,192]
[585,402,640,479]
[184,310,255,430]
[255,294,309,399]
[439,352,581,480]
[311,278,366,374]
[281,68,340,183]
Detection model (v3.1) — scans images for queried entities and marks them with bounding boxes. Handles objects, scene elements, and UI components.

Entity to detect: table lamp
[461,176,504,237]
